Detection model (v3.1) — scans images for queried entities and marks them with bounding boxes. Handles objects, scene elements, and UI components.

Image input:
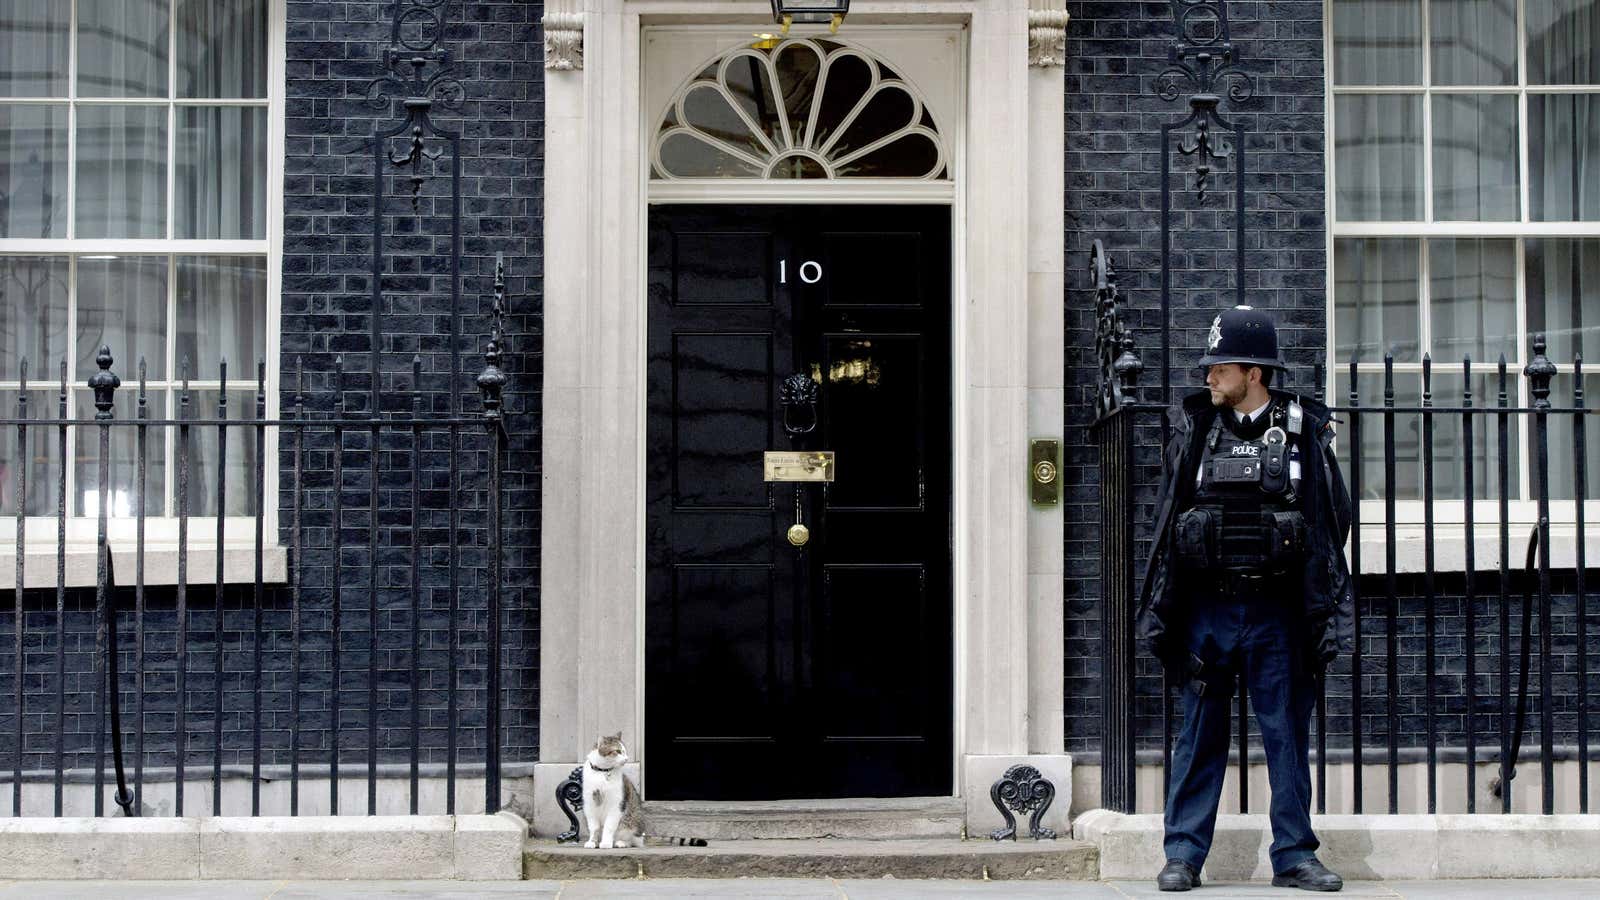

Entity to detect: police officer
[1136,306,1353,892]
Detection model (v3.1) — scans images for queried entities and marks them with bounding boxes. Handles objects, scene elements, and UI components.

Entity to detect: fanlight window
[652,38,948,180]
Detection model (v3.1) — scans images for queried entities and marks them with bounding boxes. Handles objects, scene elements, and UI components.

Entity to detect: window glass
[77,0,170,98]
[1431,94,1519,220]
[1548,374,1600,500]
[1332,0,1422,85]
[73,390,167,518]
[75,105,168,239]
[176,256,268,371]
[1426,371,1517,500]
[1334,238,1421,362]
[1527,239,1600,362]
[76,256,169,380]
[1528,94,1600,221]
[176,106,268,239]
[176,0,269,99]
[1430,0,1516,86]
[1350,373,1423,499]
[0,104,68,238]
[0,389,63,517]
[184,388,261,517]
[1428,238,1517,363]
[1335,94,1424,220]
[1526,0,1600,85]
[0,256,69,375]
[0,1,70,97]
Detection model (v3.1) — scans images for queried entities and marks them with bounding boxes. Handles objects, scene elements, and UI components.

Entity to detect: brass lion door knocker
[779,372,818,437]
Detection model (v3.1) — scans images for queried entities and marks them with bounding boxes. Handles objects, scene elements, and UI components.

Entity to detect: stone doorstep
[0,813,527,881]
[521,837,1100,880]
[1074,809,1600,881]
[644,796,966,841]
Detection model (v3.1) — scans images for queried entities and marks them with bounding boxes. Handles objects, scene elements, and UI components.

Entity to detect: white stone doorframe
[535,0,1069,829]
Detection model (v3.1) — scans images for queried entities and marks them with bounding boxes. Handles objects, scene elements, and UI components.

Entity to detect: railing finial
[1526,333,1556,409]
[88,345,120,420]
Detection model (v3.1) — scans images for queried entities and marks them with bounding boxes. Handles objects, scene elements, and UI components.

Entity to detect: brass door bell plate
[1030,438,1060,506]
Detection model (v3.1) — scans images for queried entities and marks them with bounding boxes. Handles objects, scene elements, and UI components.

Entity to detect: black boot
[1271,859,1344,892]
[1157,859,1201,892]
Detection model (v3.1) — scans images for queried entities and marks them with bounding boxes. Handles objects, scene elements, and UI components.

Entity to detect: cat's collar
[587,760,622,775]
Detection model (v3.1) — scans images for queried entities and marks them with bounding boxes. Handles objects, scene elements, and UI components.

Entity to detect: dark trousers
[1162,587,1319,875]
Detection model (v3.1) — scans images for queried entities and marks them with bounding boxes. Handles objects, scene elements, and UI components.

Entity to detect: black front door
[645,204,952,800]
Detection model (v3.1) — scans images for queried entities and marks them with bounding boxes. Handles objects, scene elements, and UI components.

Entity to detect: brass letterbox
[764,450,836,482]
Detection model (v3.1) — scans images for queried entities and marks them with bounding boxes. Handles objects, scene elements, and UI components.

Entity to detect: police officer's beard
[1210,381,1249,408]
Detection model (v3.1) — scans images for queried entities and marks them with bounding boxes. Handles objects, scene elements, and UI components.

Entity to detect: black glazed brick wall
[277,0,545,768]
[1062,0,1327,753]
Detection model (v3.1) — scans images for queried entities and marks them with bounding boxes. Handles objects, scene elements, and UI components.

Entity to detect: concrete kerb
[0,816,201,880]
[0,812,528,880]
[1074,809,1600,880]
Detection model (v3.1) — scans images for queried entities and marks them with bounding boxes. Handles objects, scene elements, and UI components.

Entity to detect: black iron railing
[0,262,510,819]
[1092,245,1594,815]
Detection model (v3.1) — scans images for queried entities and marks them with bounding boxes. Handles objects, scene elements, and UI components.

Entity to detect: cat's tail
[645,835,709,847]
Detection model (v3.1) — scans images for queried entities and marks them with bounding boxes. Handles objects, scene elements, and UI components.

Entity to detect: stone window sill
[1353,523,1592,575]
[0,545,289,590]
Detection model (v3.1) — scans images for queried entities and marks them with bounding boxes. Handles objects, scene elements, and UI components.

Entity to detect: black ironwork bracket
[555,765,585,843]
[1154,0,1254,204]
[988,764,1057,841]
[367,0,466,211]
[1150,0,1254,399]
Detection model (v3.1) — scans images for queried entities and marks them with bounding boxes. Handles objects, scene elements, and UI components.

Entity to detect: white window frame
[1324,0,1600,552]
[0,0,285,576]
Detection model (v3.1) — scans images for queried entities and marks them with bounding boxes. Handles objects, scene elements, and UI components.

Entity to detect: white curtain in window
[77,0,169,98]
[1331,0,1422,85]
[1334,94,1424,221]
[1528,0,1599,221]
[1527,0,1600,86]
[177,0,268,98]
[177,106,267,240]
[1531,94,1600,222]
[0,0,70,97]
[1,2,70,238]
[75,0,172,239]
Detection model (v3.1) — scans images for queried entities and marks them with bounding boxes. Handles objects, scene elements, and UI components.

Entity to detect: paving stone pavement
[0,880,1592,898]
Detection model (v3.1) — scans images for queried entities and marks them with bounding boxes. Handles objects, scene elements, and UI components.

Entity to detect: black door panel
[646,204,951,800]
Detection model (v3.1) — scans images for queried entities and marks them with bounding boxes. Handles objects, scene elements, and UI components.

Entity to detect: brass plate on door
[764,451,836,482]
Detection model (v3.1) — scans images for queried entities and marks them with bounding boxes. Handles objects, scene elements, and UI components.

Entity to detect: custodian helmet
[1196,305,1286,372]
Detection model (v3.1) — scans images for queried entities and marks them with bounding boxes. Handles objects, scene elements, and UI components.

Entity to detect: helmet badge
[1207,315,1223,352]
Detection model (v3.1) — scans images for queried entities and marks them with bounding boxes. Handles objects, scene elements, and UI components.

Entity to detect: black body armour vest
[1175,397,1307,573]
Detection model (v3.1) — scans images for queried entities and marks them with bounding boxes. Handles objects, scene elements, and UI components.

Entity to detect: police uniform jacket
[1135,388,1355,674]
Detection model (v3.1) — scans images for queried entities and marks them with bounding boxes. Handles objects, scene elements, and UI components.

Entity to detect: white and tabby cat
[581,732,706,849]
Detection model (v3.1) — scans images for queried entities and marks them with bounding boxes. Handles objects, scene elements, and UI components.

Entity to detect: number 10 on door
[779,260,823,284]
